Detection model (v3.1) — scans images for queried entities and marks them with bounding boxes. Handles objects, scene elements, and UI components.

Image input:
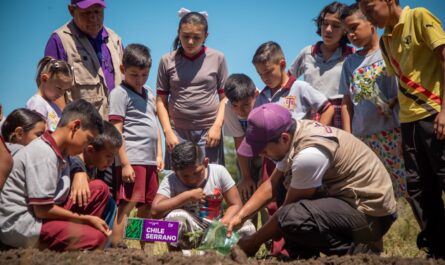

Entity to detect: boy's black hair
[356,0,399,4]
[224,74,256,103]
[252,41,285,65]
[122,44,152,69]
[314,1,350,46]
[340,3,363,21]
[91,121,122,151]
[173,12,208,52]
[58,99,103,134]
[1,108,46,143]
[171,141,204,170]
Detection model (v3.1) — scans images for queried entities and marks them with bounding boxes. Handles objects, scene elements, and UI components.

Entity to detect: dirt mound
[0,248,444,265]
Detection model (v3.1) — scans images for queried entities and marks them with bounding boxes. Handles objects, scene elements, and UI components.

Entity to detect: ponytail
[1,108,45,143]
[36,56,73,86]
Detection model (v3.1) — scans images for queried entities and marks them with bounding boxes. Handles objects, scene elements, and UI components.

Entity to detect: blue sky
[0,0,444,115]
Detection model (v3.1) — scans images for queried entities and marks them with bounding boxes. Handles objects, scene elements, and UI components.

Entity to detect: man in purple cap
[227,103,397,259]
[45,0,123,119]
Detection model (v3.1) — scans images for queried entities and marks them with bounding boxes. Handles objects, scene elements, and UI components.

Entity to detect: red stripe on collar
[283,75,297,90]
[182,46,207,61]
[41,131,64,161]
[311,41,323,57]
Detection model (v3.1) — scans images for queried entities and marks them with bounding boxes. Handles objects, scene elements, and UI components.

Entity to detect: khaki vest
[55,21,123,118]
[283,120,397,217]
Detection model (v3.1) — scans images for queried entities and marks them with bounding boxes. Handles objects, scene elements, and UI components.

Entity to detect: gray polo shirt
[0,132,70,248]
[5,142,23,156]
[289,43,353,100]
[339,49,399,137]
[109,84,158,165]
[156,47,228,130]
[255,77,329,120]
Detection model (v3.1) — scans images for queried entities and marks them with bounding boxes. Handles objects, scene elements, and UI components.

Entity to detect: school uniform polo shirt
[255,76,329,120]
[0,132,70,248]
[381,7,445,123]
[109,84,158,165]
[288,42,354,100]
[156,46,228,130]
[5,143,23,156]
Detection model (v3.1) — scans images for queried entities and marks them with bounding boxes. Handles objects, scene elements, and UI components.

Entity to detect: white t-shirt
[276,147,331,189]
[157,164,235,217]
[26,94,62,132]
[223,101,246,138]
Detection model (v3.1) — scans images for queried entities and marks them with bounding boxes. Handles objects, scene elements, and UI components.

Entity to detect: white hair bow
[177,7,208,20]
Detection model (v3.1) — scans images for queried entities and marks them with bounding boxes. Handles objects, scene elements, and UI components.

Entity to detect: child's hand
[434,109,445,140]
[122,164,135,183]
[206,125,221,148]
[156,156,164,172]
[374,97,391,117]
[238,177,256,202]
[87,215,112,236]
[165,131,179,152]
[70,172,90,207]
[188,188,205,203]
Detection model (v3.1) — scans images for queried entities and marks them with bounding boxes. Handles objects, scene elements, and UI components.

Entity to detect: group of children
[0,0,444,259]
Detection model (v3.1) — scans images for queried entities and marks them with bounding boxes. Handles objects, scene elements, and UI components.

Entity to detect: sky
[0,0,444,116]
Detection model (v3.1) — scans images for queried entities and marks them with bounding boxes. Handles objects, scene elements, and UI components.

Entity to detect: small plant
[186,230,205,248]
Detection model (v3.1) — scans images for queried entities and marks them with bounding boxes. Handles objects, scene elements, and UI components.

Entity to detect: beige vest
[55,21,123,118]
[283,120,397,217]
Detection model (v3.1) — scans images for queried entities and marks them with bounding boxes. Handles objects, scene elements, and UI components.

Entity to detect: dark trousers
[401,115,445,258]
[277,197,396,259]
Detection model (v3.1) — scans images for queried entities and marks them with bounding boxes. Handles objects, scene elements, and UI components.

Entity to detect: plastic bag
[198,220,239,255]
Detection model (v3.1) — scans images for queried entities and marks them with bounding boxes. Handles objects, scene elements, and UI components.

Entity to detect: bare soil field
[1,247,444,265]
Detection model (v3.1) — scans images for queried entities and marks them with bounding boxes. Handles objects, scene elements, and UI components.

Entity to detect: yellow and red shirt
[381,7,445,123]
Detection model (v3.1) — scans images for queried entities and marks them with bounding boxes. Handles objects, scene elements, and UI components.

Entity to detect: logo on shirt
[282,96,297,111]
[403,35,412,46]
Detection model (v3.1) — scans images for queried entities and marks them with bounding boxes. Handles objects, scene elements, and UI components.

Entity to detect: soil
[1,247,444,265]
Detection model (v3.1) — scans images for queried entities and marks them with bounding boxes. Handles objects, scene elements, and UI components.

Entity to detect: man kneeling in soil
[227,103,397,259]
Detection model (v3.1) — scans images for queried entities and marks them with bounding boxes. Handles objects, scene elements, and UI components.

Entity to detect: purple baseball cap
[71,0,106,9]
[237,103,292,158]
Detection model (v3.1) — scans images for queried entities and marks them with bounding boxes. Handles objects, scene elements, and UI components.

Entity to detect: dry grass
[382,198,425,258]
